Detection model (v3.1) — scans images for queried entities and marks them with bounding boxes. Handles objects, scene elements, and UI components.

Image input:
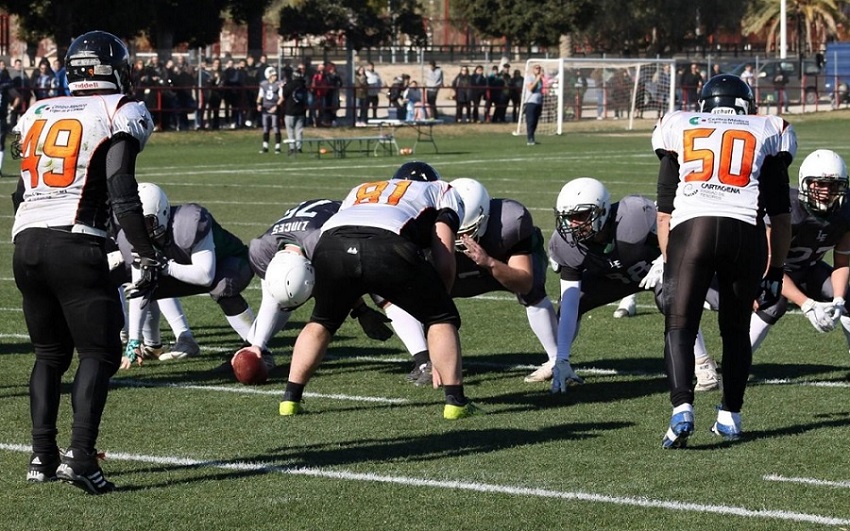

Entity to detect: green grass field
[1,112,850,530]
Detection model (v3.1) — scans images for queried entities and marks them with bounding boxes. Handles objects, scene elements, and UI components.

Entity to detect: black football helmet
[391,161,441,182]
[65,30,132,95]
[698,74,755,115]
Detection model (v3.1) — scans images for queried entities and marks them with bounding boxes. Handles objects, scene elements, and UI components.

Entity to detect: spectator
[523,64,545,145]
[773,66,790,113]
[51,59,69,97]
[485,65,504,122]
[451,66,472,123]
[611,69,632,119]
[402,80,426,121]
[494,63,512,122]
[170,62,194,131]
[680,63,703,111]
[244,55,262,127]
[0,59,11,176]
[10,59,30,124]
[324,62,342,126]
[223,58,247,128]
[387,74,409,121]
[591,68,605,120]
[424,60,443,119]
[740,64,755,87]
[32,61,54,100]
[710,63,723,78]
[509,69,524,122]
[470,65,486,123]
[309,63,327,127]
[206,58,225,130]
[354,65,369,126]
[365,61,382,119]
[283,69,308,155]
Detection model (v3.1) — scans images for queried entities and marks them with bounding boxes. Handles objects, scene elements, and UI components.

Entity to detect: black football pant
[14,229,123,457]
[663,217,766,412]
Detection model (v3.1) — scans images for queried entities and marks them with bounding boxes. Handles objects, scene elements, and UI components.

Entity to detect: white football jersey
[652,110,797,229]
[12,94,154,237]
[323,179,463,246]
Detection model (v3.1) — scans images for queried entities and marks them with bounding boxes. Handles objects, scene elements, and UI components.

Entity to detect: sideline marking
[764,474,850,489]
[0,442,847,526]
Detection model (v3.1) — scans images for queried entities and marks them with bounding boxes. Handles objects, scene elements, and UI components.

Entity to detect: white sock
[384,304,427,356]
[246,289,291,349]
[142,300,162,346]
[672,403,693,416]
[525,298,558,364]
[226,307,255,342]
[127,296,146,342]
[716,408,741,428]
[118,287,129,338]
[159,297,190,338]
[694,327,708,360]
[749,313,772,353]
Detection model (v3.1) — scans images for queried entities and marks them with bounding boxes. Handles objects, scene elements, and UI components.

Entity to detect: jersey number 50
[19,118,83,188]
[683,128,756,187]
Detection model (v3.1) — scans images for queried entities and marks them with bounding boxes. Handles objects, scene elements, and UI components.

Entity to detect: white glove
[639,256,664,289]
[550,359,585,394]
[828,297,846,324]
[801,298,835,333]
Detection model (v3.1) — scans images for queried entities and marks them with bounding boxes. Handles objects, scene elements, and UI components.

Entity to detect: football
[399,147,413,156]
[232,350,268,385]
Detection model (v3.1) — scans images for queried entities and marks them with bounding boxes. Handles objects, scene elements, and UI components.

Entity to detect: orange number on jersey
[683,127,756,187]
[19,118,83,188]
[354,180,412,206]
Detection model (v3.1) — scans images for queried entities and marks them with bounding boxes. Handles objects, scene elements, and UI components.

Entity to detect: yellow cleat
[279,400,302,416]
[443,402,484,420]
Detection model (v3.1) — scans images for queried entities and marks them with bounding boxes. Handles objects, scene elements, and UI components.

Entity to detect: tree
[228,0,276,58]
[743,0,848,55]
[277,0,427,50]
[451,0,596,50]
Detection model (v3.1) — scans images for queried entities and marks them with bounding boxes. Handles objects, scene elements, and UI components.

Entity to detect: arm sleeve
[759,154,792,217]
[555,279,581,362]
[656,152,680,214]
[165,230,216,286]
[106,135,157,259]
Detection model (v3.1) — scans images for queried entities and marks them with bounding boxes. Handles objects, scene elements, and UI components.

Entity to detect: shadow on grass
[108,420,633,490]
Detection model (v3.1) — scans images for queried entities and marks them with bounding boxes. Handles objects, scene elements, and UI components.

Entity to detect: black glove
[351,305,393,342]
[125,255,164,306]
[756,266,784,310]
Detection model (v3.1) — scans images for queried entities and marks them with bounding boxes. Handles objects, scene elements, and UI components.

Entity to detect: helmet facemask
[800,176,848,216]
[555,203,606,245]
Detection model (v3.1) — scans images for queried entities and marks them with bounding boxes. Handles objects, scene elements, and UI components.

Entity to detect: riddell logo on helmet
[75,81,101,89]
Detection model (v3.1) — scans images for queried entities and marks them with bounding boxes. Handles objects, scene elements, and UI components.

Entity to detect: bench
[284,134,398,158]
[367,119,444,153]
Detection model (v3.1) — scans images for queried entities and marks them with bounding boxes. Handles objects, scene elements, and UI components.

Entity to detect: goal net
[514,57,677,135]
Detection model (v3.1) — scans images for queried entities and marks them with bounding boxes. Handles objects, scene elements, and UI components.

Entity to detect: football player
[748,149,850,350]
[280,161,482,419]
[256,66,283,154]
[548,178,718,394]
[116,183,256,369]
[12,31,157,494]
[381,177,563,385]
[225,198,394,372]
[654,74,796,448]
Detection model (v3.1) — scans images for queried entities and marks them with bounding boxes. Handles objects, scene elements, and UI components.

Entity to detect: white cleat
[613,297,636,318]
[524,362,554,383]
[159,332,200,361]
[695,356,720,392]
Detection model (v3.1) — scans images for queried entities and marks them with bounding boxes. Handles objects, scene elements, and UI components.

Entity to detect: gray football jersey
[249,199,341,278]
[549,195,660,285]
[785,188,850,273]
[456,198,534,278]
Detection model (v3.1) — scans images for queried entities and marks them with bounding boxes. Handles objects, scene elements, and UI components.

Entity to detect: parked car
[727,58,824,104]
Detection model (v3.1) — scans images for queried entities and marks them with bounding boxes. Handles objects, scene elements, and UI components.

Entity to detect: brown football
[232,350,268,385]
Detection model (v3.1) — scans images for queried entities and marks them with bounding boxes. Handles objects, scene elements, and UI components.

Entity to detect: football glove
[801,298,835,333]
[639,256,664,290]
[351,305,393,342]
[125,255,164,306]
[755,266,784,310]
[829,297,847,324]
[550,359,585,394]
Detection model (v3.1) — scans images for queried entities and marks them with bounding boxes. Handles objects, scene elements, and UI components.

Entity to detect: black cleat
[27,452,60,483]
[56,448,115,495]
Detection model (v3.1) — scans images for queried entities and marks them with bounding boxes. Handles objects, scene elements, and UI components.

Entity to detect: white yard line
[0,441,847,526]
[764,474,850,489]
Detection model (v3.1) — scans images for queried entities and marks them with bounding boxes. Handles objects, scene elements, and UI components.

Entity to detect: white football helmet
[137,182,170,241]
[450,178,491,248]
[265,66,277,80]
[798,149,848,215]
[555,177,611,244]
[264,250,315,310]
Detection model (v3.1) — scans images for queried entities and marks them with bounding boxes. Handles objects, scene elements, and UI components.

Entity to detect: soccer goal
[514,57,677,135]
